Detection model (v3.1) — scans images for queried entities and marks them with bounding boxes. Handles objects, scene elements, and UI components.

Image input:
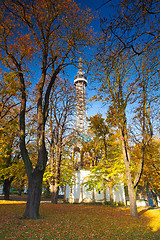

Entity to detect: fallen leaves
[0,202,159,239]
[141,208,160,232]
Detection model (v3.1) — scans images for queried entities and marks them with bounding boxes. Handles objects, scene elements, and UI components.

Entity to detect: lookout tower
[65,60,126,203]
[74,57,87,133]
[65,59,126,204]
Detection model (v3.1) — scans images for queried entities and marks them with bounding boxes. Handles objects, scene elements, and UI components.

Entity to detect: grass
[0,200,160,239]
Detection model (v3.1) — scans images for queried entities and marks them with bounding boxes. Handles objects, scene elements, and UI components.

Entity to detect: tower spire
[78,57,83,74]
[74,58,87,132]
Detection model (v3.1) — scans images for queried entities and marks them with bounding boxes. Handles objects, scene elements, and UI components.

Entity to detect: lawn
[0,200,160,239]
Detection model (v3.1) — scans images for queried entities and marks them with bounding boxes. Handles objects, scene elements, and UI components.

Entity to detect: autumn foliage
[0,0,93,218]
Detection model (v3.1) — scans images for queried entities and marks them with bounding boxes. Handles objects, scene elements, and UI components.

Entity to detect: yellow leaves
[142,209,160,232]
[0,72,20,106]
[43,167,55,182]
[132,137,160,192]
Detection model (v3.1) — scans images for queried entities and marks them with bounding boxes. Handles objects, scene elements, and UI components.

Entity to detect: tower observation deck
[74,58,87,133]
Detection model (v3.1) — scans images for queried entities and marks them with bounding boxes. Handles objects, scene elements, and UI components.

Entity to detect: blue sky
[73,0,115,118]
[73,0,160,128]
[28,0,116,119]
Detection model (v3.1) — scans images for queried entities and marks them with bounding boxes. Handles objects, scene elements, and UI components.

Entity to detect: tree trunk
[3,178,13,200]
[19,180,25,196]
[80,183,83,202]
[125,163,138,217]
[51,184,59,204]
[104,189,106,202]
[23,167,44,219]
[120,128,138,217]
[109,185,114,206]
[70,186,73,202]
[45,184,50,198]
[92,188,95,202]
[64,185,66,201]
[3,150,14,200]
[50,145,62,203]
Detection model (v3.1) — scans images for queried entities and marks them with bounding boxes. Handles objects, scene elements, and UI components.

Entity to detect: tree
[100,0,160,57]
[93,54,140,216]
[0,72,20,199]
[87,114,109,159]
[92,0,159,217]
[132,138,160,205]
[145,138,160,199]
[130,52,159,189]
[0,0,93,218]
[52,137,77,202]
[85,114,124,204]
[93,47,159,215]
[45,77,76,203]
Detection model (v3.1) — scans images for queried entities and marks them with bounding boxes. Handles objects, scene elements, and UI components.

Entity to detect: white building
[65,170,126,204]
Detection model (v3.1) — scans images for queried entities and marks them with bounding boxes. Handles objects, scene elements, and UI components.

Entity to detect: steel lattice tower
[74,58,87,133]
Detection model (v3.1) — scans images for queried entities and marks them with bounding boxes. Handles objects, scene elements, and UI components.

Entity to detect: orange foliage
[8,34,35,60]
